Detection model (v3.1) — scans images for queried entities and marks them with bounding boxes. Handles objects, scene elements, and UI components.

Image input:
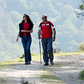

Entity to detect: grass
[32,51,84,62]
[32,54,42,61]
[0,77,6,84]
[20,51,84,62]
[54,51,84,57]
[21,78,33,84]
[40,51,84,83]
[40,71,64,84]
[47,62,70,69]
[80,70,84,80]
[0,58,24,70]
[20,54,41,61]
[40,61,70,84]
[0,53,41,70]
[0,58,24,84]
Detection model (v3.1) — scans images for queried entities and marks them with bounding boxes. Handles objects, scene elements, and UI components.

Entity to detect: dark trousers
[42,37,54,63]
[21,36,32,63]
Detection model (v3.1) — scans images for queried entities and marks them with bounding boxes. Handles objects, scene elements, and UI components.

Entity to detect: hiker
[16,14,34,65]
[38,14,56,66]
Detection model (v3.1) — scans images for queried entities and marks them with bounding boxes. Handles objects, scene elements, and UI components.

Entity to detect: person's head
[22,14,33,23]
[42,14,47,22]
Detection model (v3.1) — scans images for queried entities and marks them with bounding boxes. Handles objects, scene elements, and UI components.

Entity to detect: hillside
[0,0,84,62]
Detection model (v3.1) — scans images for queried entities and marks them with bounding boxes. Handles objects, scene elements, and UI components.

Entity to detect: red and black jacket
[19,22,34,38]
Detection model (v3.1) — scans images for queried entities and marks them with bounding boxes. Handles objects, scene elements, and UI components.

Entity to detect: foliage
[80,4,84,10]
[0,78,6,84]
[20,53,35,59]
[0,51,83,70]
[20,54,25,59]
[21,78,33,84]
[40,72,64,84]
[54,52,84,56]
[0,0,84,62]
[79,42,84,51]
[0,58,24,70]
[80,70,84,80]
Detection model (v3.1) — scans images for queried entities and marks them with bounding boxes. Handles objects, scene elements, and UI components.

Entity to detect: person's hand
[52,38,55,42]
[38,36,40,39]
[21,30,27,32]
[16,37,19,42]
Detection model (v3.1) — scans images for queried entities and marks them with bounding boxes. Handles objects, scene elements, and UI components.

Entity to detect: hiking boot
[50,62,54,65]
[25,63,28,65]
[28,62,31,65]
[44,63,49,66]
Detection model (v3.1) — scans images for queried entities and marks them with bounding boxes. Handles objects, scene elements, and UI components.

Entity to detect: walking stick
[39,38,42,64]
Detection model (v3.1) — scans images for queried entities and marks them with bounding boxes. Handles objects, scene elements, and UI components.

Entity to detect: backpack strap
[49,21,51,28]
[40,21,53,35]
[49,21,53,35]
[40,22,42,30]
[40,21,51,29]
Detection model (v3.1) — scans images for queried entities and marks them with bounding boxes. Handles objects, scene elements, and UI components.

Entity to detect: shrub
[80,70,84,80]
[79,42,84,51]
[20,54,25,59]
[20,53,34,59]
[80,4,84,10]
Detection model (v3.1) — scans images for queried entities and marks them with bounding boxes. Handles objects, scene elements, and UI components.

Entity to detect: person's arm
[38,23,42,39]
[50,22,56,42]
[38,30,41,39]
[21,28,33,33]
[21,23,34,33]
[16,32,20,42]
[52,28,56,42]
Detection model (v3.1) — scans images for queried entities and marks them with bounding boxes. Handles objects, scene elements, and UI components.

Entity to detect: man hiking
[38,14,56,66]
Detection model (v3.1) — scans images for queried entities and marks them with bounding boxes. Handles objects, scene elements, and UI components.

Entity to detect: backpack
[40,21,53,35]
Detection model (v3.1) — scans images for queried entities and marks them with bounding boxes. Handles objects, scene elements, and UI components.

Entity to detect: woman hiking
[16,14,34,65]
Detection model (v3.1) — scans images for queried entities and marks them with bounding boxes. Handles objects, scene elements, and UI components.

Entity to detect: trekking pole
[39,38,42,64]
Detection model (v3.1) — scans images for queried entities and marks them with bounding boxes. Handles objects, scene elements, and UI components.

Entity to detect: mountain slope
[0,0,84,62]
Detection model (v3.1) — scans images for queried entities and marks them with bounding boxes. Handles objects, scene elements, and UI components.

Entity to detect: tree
[74,0,84,20]
[79,42,84,51]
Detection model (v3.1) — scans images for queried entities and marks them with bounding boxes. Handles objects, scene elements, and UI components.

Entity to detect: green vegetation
[0,53,41,70]
[0,52,83,70]
[80,70,84,80]
[20,53,35,59]
[80,4,84,10]
[0,51,83,70]
[1,0,84,63]
[0,58,24,70]
[40,60,71,84]
[21,78,33,84]
[54,51,84,57]
[20,54,41,61]
[47,62,70,69]
[79,42,84,51]
[0,77,6,84]
[0,58,24,84]
[40,72,64,84]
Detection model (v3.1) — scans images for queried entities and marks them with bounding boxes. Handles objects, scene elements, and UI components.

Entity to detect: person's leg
[42,38,49,64]
[47,37,54,64]
[21,37,27,63]
[26,36,32,63]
